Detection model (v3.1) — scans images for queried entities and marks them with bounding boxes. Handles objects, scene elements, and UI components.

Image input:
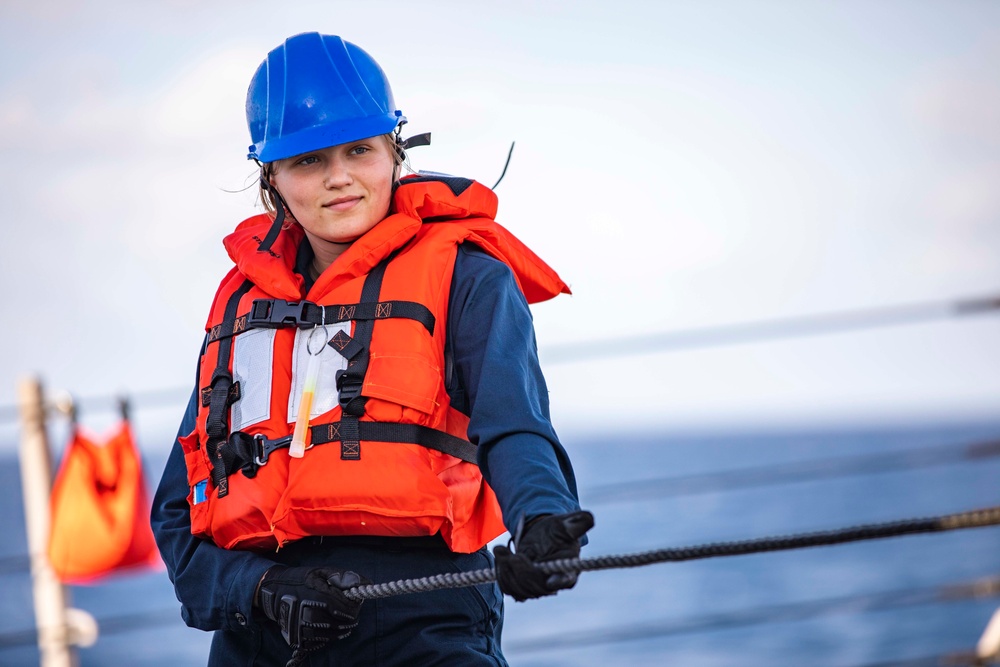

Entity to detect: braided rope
[342,505,1000,602]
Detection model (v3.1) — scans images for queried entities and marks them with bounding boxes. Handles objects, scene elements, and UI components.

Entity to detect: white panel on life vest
[287,323,350,423]
[231,328,276,431]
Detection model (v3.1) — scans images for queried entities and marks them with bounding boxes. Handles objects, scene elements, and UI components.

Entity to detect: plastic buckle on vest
[335,369,364,407]
[248,299,312,328]
[253,433,293,466]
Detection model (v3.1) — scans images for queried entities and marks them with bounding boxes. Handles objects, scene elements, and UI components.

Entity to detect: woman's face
[270,135,395,250]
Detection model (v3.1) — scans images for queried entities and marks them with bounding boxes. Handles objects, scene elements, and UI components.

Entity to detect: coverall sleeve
[150,386,274,633]
[448,244,582,537]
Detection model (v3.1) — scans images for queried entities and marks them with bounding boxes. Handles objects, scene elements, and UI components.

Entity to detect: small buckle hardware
[254,434,293,466]
[248,299,312,328]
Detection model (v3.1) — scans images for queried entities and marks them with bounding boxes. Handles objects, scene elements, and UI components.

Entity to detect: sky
[1,0,999,448]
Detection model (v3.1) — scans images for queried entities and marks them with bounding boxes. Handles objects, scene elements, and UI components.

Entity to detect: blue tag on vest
[193,480,208,505]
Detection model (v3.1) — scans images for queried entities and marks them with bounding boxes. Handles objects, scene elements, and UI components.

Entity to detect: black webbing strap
[206,299,435,343]
[328,329,365,361]
[334,259,390,460]
[309,421,478,464]
[200,381,240,407]
[221,431,260,479]
[204,279,254,499]
[235,421,478,468]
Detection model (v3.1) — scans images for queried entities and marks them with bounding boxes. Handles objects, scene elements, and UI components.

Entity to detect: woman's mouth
[324,196,362,211]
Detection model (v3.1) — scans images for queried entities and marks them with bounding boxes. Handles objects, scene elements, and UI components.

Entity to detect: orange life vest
[182,175,569,553]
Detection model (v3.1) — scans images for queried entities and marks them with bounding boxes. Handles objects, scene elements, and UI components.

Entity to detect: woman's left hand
[493,510,595,602]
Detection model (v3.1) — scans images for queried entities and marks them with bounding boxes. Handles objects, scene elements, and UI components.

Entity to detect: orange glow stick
[290,328,325,458]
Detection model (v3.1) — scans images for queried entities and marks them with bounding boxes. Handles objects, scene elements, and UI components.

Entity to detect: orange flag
[48,420,161,583]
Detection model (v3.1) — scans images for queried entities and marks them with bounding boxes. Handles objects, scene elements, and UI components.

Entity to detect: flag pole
[17,376,78,667]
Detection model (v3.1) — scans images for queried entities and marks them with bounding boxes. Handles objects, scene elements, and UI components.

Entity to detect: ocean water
[1,419,998,666]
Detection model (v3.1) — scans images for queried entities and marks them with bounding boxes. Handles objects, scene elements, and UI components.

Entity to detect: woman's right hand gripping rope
[255,565,367,654]
[493,510,595,602]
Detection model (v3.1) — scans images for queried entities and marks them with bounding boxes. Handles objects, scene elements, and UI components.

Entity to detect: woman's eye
[296,155,319,166]
[350,145,370,155]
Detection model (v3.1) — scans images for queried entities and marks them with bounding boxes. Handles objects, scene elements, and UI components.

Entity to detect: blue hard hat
[246,32,405,163]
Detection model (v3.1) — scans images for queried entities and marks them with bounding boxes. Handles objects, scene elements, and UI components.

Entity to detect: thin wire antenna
[491,141,516,190]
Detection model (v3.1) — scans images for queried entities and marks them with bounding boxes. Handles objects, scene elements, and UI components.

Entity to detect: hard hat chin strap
[391,131,432,196]
[257,178,289,254]
[399,132,431,151]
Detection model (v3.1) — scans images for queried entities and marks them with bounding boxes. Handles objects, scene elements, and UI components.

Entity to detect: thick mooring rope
[342,505,1000,602]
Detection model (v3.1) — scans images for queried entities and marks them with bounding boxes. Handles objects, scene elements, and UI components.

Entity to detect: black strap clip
[248,299,312,329]
[335,368,365,407]
[253,433,293,466]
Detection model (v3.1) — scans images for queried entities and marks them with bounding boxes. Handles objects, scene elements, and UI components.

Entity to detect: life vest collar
[224,215,305,300]
[222,175,569,305]
[393,174,498,221]
[223,176,496,297]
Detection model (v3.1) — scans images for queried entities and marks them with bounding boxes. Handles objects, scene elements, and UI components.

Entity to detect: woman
[152,31,592,666]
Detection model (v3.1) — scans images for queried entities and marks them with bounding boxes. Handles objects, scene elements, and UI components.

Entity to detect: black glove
[493,510,594,602]
[255,566,366,650]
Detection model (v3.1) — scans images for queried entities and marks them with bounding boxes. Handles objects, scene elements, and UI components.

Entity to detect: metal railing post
[17,377,77,667]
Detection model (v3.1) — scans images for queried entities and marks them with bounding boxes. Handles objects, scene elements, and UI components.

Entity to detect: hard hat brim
[249,112,405,163]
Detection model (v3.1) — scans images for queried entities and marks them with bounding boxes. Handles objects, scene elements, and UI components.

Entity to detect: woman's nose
[323,159,352,188]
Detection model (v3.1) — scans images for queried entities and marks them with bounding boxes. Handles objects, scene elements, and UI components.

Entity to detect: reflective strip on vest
[230,328,276,432]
